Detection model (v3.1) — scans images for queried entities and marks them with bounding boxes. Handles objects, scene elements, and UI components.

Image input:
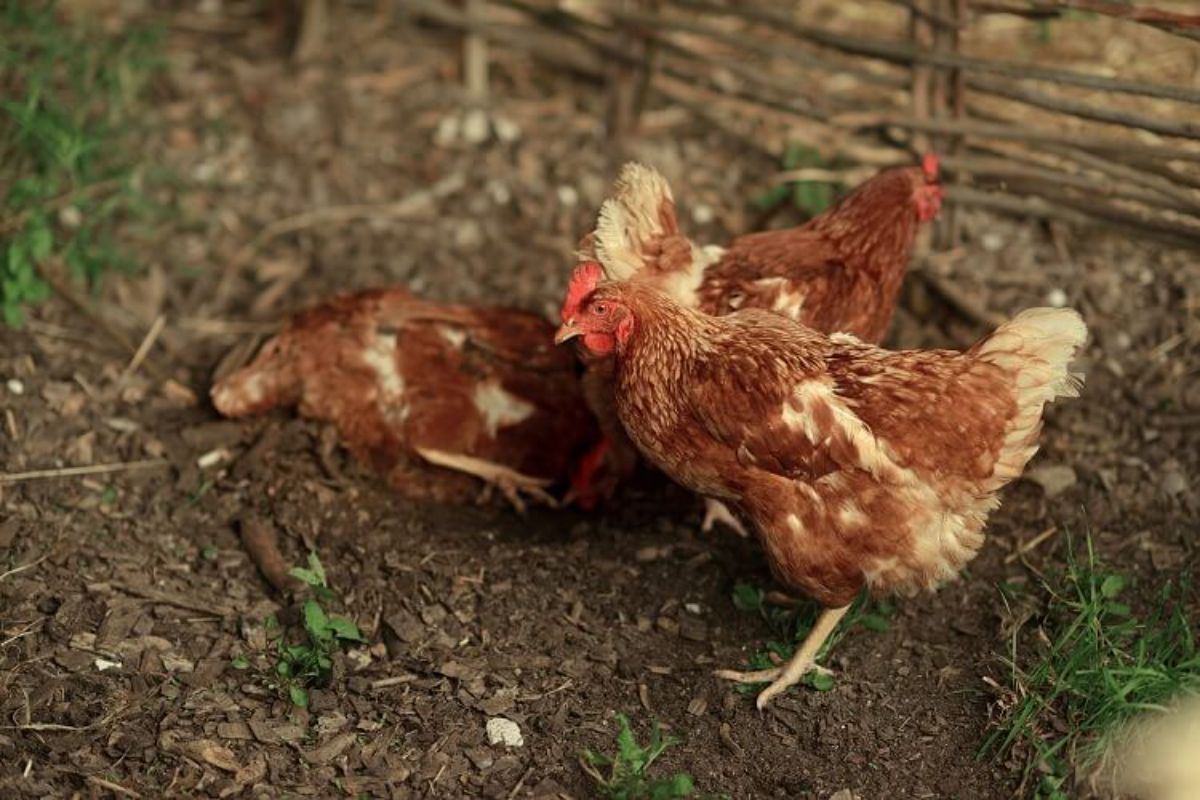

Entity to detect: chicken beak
[554,320,581,345]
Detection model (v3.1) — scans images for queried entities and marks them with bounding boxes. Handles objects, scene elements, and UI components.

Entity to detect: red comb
[922,152,939,181]
[561,261,603,322]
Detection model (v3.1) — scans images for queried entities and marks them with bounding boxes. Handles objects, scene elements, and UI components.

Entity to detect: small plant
[582,714,694,800]
[730,582,895,694]
[983,536,1200,799]
[751,142,841,218]
[270,553,364,707]
[1,1,160,325]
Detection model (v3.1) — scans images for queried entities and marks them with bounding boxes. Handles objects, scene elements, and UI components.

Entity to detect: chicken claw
[414,448,557,513]
[714,663,834,710]
[701,498,750,538]
[715,604,851,710]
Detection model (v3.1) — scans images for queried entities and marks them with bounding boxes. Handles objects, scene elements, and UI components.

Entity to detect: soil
[2,5,1197,800]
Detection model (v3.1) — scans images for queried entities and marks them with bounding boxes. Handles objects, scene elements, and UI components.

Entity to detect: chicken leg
[715,603,851,710]
[414,447,557,513]
[701,498,750,538]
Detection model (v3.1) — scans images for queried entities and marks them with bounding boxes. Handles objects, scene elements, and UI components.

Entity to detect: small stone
[434,114,460,147]
[6,378,24,395]
[493,115,521,143]
[684,603,702,615]
[460,108,491,145]
[980,232,1005,253]
[690,204,714,225]
[1162,469,1189,497]
[829,790,861,800]
[1025,464,1077,498]
[486,179,511,205]
[59,205,83,229]
[485,717,524,748]
[1046,288,1068,308]
[556,185,579,208]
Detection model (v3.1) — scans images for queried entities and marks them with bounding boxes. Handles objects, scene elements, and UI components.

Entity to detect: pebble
[691,204,715,225]
[493,115,521,143]
[460,108,491,145]
[980,232,1005,253]
[1046,287,1068,307]
[556,185,579,208]
[1025,464,1077,498]
[485,717,524,748]
[6,378,24,395]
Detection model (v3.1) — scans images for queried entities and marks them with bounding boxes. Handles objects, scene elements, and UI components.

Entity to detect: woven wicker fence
[407,0,1200,250]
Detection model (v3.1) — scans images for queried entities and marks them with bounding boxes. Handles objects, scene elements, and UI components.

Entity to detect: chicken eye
[593,302,608,316]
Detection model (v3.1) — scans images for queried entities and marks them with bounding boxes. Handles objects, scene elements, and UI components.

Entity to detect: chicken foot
[701,498,750,538]
[414,448,557,513]
[715,603,851,710]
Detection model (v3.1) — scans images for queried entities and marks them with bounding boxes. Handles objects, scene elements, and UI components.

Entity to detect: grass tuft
[983,535,1200,799]
[1,0,160,325]
[582,714,697,800]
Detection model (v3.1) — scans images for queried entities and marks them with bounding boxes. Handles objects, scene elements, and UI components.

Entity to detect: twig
[87,776,142,799]
[371,674,418,689]
[677,0,1200,104]
[1005,525,1059,564]
[0,556,48,583]
[507,766,534,800]
[112,583,236,617]
[831,112,1200,162]
[35,262,175,385]
[917,270,1007,329]
[237,172,466,261]
[239,515,302,595]
[968,75,1200,142]
[212,165,469,309]
[972,0,1200,42]
[118,315,166,386]
[0,459,171,484]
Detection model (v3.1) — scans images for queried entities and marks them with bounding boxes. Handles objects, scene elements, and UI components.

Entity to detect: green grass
[582,715,696,800]
[0,0,160,325]
[983,536,1200,799]
[231,553,365,708]
[729,582,895,694]
[751,142,841,218]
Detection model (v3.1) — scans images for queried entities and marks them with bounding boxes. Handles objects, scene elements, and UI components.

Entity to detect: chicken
[555,277,1086,708]
[212,287,599,510]
[565,157,943,524]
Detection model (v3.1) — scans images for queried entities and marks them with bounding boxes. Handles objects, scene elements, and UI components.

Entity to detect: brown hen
[212,287,599,510]
[556,278,1085,708]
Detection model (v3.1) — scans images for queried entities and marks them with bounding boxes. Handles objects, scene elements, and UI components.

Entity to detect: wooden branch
[674,0,1200,104]
[831,112,1200,162]
[968,74,1200,141]
[972,0,1200,42]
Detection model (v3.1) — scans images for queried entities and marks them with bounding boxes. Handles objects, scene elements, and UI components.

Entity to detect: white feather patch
[473,379,535,437]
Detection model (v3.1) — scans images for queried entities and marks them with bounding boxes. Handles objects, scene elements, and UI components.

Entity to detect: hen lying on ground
[556,277,1086,709]
[565,157,943,531]
[212,287,600,510]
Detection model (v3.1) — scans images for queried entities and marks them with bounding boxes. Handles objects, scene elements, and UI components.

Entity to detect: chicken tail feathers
[973,307,1087,487]
[211,336,302,418]
[593,162,679,282]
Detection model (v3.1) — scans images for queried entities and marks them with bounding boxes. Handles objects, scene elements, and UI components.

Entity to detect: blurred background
[1,2,1197,799]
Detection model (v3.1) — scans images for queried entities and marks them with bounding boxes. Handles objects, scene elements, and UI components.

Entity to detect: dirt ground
[2,5,1198,799]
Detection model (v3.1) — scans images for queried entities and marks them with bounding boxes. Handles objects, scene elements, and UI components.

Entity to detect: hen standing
[213,287,599,509]
[556,278,1086,708]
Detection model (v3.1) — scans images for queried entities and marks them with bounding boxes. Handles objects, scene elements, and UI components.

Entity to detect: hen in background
[566,157,943,530]
[213,288,599,510]
[557,277,1085,708]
